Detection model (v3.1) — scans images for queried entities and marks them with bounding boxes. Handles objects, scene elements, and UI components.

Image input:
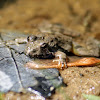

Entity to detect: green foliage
[82,93,100,100]
[0,93,4,100]
[57,87,71,100]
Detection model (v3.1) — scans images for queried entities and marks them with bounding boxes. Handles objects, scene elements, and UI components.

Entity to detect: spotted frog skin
[5,22,100,69]
[25,32,73,68]
[24,23,100,69]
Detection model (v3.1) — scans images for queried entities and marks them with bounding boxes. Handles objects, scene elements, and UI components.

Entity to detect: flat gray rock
[0,30,63,97]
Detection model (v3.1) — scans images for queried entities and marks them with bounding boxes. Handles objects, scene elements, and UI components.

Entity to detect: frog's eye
[41,43,47,48]
[27,35,37,42]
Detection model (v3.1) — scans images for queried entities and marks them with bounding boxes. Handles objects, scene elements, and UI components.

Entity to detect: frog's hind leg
[70,40,100,67]
[67,57,100,67]
[72,40,100,57]
[54,51,68,69]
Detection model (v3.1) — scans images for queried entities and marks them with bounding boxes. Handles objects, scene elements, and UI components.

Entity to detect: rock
[0,30,63,97]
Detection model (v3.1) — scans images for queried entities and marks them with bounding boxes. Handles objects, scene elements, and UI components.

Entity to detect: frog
[24,22,100,69]
[25,33,72,69]
[5,22,100,69]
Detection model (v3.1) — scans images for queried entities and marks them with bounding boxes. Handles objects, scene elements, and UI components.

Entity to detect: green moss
[56,87,71,100]
[0,93,4,100]
[82,93,100,100]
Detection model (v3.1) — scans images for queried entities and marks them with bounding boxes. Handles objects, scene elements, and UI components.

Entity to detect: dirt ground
[0,0,100,100]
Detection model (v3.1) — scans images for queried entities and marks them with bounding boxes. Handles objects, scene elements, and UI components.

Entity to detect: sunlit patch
[0,71,13,92]
[27,88,45,100]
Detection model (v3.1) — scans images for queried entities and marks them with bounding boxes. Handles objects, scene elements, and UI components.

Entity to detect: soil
[0,0,100,100]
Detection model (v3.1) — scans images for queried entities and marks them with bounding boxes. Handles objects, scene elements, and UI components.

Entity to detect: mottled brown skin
[5,23,100,69]
[25,23,75,66]
[25,33,72,68]
[25,33,72,58]
[24,23,100,69]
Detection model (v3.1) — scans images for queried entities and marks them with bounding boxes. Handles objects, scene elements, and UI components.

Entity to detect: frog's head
[25,35,55,59]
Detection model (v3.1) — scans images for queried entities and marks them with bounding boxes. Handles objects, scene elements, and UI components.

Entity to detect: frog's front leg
[54,51,68,69]
[6,37,27,45]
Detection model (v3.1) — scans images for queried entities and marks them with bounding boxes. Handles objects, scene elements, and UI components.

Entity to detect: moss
[0,93,4,100]
[82,93,100,100]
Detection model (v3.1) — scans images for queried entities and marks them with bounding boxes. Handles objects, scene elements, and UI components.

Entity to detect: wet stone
[8,44,26,53]
[0,30,29,41]
[0,30,63,97]
[0,47,22,92]
[0,47,12,58]
[0,38,5,47]
[11,50,63,97]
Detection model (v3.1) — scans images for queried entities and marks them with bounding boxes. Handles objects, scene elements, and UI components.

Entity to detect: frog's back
[39,32,73,52]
